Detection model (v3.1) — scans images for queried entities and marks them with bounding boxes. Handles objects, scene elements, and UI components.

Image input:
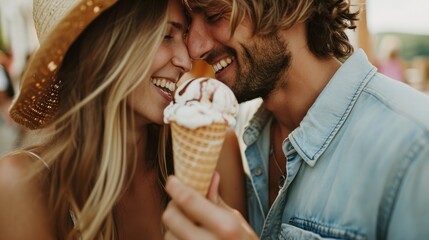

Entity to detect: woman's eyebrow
[168,21,187,31]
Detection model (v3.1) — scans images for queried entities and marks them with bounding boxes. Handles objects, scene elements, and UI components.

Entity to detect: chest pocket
[279,218,366,240]
[279,223,325,240]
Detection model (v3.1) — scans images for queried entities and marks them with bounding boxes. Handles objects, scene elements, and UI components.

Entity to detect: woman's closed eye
[164,34,174,41]
[165,21,188,42]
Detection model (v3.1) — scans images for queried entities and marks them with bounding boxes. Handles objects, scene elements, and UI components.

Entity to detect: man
[163,0,429,239]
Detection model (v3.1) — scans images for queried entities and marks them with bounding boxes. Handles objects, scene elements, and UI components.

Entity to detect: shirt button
[243,133,256,145]
[253,167,263,176]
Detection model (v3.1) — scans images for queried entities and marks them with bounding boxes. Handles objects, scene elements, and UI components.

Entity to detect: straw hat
[9,0,118,129]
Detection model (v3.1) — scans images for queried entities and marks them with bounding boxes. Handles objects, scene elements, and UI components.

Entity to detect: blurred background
[1,0,428,156]
[351,0,429,93]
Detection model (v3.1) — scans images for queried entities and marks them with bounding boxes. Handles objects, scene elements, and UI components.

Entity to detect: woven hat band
[9,0,118,129]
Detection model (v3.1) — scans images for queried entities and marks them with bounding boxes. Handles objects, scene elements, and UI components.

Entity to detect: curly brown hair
[184,0,359,61]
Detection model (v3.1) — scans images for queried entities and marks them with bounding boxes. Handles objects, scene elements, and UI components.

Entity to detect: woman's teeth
[212,57,233,73]
[152,78,176,93]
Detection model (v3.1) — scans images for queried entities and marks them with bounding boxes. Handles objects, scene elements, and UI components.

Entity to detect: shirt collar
[242,49,377,166]
[242,102,271,146]
[290,49,377,166]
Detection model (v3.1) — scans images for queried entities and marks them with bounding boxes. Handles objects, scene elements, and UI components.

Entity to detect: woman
[0,0,245,239]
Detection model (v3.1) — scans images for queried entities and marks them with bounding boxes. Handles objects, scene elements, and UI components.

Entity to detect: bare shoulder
[0,152,42,208]
[0,153,35,189]
[0,153,54,239]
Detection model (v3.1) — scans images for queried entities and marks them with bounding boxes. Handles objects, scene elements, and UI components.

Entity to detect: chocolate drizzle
[177,78,212,104]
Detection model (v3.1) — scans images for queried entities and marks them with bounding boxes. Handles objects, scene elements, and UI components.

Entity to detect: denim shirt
[236,49,429,239]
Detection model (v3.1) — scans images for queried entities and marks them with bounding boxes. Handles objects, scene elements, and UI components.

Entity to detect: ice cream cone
[171,121,227,196]
[164,77,239,195]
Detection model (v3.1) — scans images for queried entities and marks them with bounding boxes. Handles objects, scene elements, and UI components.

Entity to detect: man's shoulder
[364,74,429,130]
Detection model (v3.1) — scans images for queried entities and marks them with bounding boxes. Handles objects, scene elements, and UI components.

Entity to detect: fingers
[164,229,215,240]
[163,201,213,240]
[164,230,179,240]
[164,176,240,233]
[163,176,258,240]
[165,176,223,224]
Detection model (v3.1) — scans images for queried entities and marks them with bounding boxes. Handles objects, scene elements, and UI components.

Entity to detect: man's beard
[231,34,291,103]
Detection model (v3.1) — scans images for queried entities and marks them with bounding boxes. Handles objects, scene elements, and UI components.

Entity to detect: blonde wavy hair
[20,0,172,239]
[184,0,359,61]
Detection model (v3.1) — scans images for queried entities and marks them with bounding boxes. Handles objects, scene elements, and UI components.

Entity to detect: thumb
[207,172,235,211]
[207,171,220,203]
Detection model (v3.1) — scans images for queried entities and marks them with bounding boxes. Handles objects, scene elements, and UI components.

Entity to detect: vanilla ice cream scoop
[164,77,239,129]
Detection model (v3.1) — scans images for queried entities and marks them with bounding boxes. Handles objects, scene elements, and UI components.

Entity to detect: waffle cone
[171,121,227,196]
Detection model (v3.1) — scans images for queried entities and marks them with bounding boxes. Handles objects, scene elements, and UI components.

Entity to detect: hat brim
[9,0,118,130]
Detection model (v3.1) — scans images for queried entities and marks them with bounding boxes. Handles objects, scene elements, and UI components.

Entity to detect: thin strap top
[26,151,50,170]
[25,151,78,230]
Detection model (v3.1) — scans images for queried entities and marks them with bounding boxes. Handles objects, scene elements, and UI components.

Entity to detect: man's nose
[186,15,214,60]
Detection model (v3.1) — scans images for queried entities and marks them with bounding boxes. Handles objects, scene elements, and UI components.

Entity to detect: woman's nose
[172,44,192,72]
